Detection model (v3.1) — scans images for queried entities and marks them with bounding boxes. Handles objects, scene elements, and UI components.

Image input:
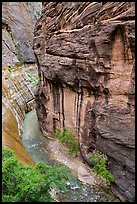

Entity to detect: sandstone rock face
[2,29,19,67]
[2,63,38,165]
[77,166,97,185]
[2,2,42,65]
[2,102,34,166]
[33,2,135,202]
[2,64,38,136]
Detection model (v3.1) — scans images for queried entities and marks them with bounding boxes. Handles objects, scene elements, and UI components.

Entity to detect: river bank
[2,63,120,202]
[22,109,120,202]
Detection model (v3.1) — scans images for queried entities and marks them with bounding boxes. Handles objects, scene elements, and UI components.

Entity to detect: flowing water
[2,102,34,165]
[22,109,120,202]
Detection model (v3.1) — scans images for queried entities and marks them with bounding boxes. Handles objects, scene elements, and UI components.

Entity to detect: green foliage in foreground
[55,127,79,156]
[90,150,115,185]
[2,148,70,202]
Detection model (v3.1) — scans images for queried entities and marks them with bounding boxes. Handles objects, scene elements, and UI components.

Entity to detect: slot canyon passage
[2,2,135,202]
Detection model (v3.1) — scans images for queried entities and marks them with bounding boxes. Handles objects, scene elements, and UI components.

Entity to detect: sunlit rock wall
[2,64,38,136]
[2,102,34,165]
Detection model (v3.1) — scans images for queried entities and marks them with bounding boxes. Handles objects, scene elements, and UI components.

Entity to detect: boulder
[77,166,97,185]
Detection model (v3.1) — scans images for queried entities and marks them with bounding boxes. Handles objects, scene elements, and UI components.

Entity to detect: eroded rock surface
[2,29,19,67]
[2,102,34,166]
[2,63,39,166]
[33,2,135,202]
[2,64,38,136]
[2,2,42,65]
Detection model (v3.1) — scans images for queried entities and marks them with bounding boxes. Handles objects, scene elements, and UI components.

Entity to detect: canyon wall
[2,2,42,66]
[2,63,38,164]
[2,102,34,166]
[2,2,41,164]
[33,2,135,202]
[2,46,40,166]
[2,64,38,136]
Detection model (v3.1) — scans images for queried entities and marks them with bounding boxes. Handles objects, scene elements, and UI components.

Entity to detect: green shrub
[5,75,10,80]
[2,18,8,25]
[2,148,70,202]
[90,150,115,185]
[15,43,25,65]
[12,39,19,48]
[25,70,39,86]
[55,127,79,156]
[7,64,16,72]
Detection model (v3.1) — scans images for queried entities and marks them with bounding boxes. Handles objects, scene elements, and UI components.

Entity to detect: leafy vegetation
[12,39,19,48]
[2,18,8,25]
[5,75,10,80]
[7,30,13,38]
[25,69,39,86]
[15,43,25,65]
[7,29,25,65]
[2,148,70,202]
[90,150,115,185]
[7,64,16,72]
[55,127,79,156]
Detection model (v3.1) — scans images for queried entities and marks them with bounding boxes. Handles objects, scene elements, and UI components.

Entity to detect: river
[2,101,34,165]
[22,109,120,202]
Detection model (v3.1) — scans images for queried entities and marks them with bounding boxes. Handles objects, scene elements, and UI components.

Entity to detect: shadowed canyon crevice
[2,2,42,65]
[33,2,135,202]
[2,2,42,163]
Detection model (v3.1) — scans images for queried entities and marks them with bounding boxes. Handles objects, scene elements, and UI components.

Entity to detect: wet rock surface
[33,2,135,202]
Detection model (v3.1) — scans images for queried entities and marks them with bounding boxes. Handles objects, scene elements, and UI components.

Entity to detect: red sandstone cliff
[33,2,135,202]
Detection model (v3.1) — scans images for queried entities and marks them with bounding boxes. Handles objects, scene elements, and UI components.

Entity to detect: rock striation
[2,28,19,67]
[2,64,38,136]
[2,102,34,166]
[33,2,135,202]
[2,64,38,165]
[2,2,41,165]
[2,2,42,65]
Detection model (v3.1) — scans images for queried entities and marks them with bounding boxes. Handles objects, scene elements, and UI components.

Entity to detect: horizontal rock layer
[33,2,135,202]
[2,102,34,165]
[2,64,39,164]
[2,64,38,136]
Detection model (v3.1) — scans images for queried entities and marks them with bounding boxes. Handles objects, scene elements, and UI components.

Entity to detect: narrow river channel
[22,109,120,202]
